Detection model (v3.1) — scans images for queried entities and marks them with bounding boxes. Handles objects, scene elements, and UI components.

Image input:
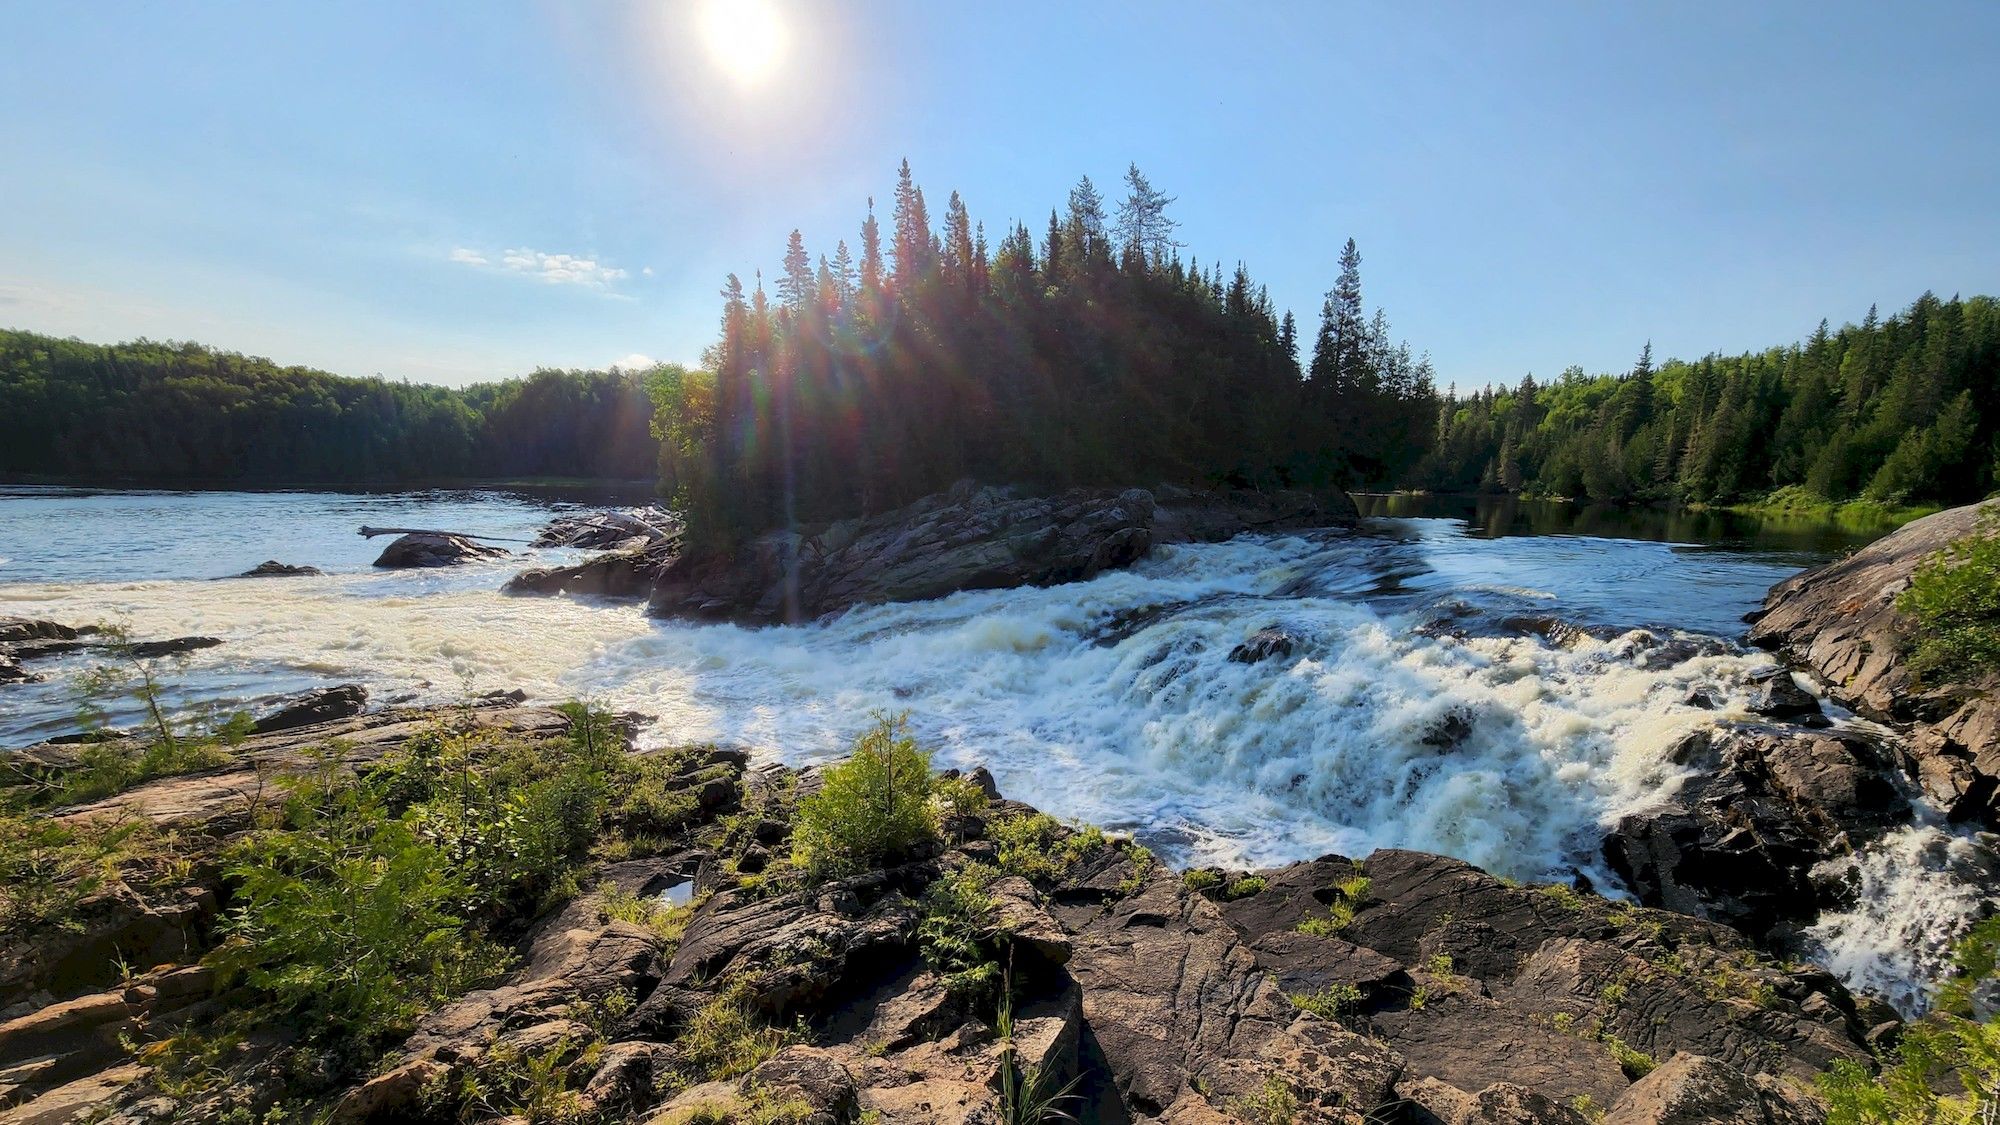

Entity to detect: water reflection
[1352,492,1897,558]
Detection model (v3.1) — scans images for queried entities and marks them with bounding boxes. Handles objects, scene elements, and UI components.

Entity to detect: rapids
[0,484,1991,1010]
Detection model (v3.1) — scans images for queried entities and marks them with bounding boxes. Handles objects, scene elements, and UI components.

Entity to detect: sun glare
[700,0,786,87]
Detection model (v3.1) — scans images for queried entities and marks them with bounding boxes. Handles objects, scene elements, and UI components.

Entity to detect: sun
[700,0,787,87]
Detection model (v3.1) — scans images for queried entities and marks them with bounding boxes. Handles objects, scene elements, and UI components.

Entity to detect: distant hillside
[0,330,663,484]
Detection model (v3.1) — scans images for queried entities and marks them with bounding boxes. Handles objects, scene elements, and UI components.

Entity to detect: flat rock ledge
[0,699,1880,1125]
[1749,500,2000,825]
[647,481,1354,624]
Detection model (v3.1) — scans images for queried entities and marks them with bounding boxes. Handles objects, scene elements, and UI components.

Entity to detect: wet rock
[0,619,82,645]
[1421,707,1477,750]
[1745,667,1826,724]
[649,481,1355,625]
[1228,627,1298,664]
[505,544,672,599]
[371,532,510,569]
[123,636,222,659]
[0,655,39,685]
[250,684,368,733]
[233,560,323,578]
[1751,500,2000,824]
[1604,723,1903,937]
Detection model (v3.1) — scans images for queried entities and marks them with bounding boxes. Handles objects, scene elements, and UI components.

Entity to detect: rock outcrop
[506,540,676,599]
[370,532,510,569]
[534,506,679,550]
[648,481,1355,624]
[0,620,219,687]
[1749,500,2000,825]
[1604,723,1905,939]
[0,700,1875,1125]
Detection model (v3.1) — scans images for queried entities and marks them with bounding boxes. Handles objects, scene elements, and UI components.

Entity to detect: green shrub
[792,717,939,878]
[1222,874,1267,900]
[1818,916,2000,1124]
[916,864,1004,1001]
[210,795,512,1045]
[1289,983,1362,1021]
[990,813,1107,885]
[1898,514,2000,683]
[1603,1035,1657,1079]
[0,813,151,934]
[1181,868,1223,893]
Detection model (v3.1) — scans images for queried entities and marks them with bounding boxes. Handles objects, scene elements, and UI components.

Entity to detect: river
[0,484,1987,1011]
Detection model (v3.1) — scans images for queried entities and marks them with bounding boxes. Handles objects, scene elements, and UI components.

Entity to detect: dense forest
[5,172,1995,524]
[670,162,1438,544]
[1414,293,2000,508]
[0,331,660,482]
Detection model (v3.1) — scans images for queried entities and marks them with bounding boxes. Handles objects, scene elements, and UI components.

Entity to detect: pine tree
[777,230,813,311]
[890,159,933,281]
[1114,163,1180,266]
[858,200,884,293]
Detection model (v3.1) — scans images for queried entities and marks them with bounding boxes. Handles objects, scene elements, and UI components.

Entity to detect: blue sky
[4,1,1996,389]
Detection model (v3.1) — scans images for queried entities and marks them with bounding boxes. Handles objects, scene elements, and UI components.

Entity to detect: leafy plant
[1288,983,1362,1022]
[917,864,1005,1001]
[791,716,940,878]
[665,978,803,1094]
[1898,514,2000,683]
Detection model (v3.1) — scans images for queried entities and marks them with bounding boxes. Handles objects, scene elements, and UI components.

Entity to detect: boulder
[1228,627,1298,664]
[1749,500,2000,823]
[0,619,80,646]
[649,482,1356,624]
[1604,724,1903,936]
[232,560,323,578]
[0,656,38,685]
[1604,1052,1823,1125]
[123,636,221,659]
[506,543,673,599]
[249,684,368,733]
[371,532,510,569]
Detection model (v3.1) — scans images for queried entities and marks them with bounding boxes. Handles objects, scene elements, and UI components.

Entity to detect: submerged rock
[649,481,1355,624]
[1228,626,1298,664]
[233,560,323,578]
[371,532,510,569]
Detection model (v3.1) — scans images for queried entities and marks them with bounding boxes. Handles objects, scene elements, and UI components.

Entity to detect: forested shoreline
[5,170,1997,523]
[0,331,661,483]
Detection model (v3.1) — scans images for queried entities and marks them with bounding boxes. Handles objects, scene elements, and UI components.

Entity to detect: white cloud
[608,353,657,370]
[448,245,629,289]
[642,266,655,277]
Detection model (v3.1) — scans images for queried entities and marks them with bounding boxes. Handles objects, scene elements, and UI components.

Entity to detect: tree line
[0,331,661,482]
[669,160,1438,545]
[1414,293,2000,507]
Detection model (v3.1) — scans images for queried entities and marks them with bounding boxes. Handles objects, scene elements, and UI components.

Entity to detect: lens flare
[699,0,786,87]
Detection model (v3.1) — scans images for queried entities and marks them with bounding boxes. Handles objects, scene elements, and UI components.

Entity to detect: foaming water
[2,486,1993,1008]
[1806,825,2000,1015]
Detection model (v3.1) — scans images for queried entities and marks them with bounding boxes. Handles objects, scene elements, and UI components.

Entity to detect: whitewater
[0,486,1989,1011]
